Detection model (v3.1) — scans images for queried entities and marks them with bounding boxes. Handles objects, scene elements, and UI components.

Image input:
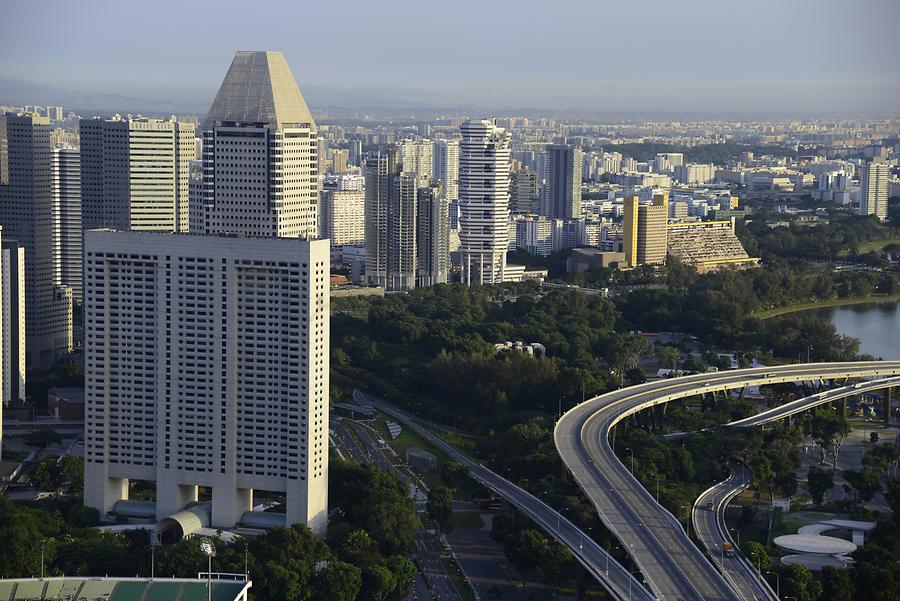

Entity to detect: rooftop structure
[202,51,315,133]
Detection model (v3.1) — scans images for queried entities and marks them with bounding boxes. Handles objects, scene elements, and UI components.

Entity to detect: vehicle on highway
[722,541,735,557]
[706,500,714,511]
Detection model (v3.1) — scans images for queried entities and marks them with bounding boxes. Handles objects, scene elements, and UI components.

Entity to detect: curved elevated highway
[728,376,900,428]
[692,463,776,601]
[555,361,900,601]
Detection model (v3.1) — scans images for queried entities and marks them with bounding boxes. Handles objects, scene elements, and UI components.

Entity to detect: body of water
[807,301,900,360]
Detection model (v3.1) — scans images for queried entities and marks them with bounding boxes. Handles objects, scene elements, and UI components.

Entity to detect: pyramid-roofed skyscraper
[193,51,320,239]
[202,51,316,133]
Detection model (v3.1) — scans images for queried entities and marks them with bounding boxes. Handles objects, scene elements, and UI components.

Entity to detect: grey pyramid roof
[202,51,316,132]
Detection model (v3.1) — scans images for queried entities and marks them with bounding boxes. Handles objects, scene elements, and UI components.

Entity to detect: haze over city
[2,3,900,601]
[2,0,899,116]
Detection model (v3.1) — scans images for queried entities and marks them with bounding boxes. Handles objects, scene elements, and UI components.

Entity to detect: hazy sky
[2,0,899,116]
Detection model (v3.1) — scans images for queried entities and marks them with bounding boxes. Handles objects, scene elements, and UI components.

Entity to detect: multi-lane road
[330,417,459,601]
[555,361,900,601]
[692,463,776,601]
[365,395,653,601]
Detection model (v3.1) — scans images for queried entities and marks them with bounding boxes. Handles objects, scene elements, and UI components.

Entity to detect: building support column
[156,479,198,521]
[84,463,128,516]
[212,486,252,529]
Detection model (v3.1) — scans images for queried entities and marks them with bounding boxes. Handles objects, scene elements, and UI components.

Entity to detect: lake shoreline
[754,294,900,320]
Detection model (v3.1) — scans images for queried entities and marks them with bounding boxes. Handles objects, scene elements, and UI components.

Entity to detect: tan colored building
[623,193,668,267]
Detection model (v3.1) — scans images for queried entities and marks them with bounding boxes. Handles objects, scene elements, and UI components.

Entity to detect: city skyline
[2,0,899,117]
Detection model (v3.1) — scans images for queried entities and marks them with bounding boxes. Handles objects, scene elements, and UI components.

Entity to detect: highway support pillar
[738,386,746,401]
[886,387,893,426]
[843,397,848,419]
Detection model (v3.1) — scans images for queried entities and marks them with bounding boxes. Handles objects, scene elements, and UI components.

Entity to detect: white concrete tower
[83,231,330,535]
[459,120,511,285]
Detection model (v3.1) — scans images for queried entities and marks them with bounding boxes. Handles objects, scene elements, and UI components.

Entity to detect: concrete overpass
[728,376,900,428]
[555,361,900,601]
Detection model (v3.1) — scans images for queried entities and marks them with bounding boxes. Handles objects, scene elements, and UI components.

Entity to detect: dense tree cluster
[616,261,894,358]
[742,214,899,262]
[332,284,647,427]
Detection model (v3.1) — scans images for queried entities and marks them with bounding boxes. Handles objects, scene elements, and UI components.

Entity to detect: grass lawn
[753,293,900,320]
[857,237,900,253]
[451,511,485,531]
[370,414,453,489]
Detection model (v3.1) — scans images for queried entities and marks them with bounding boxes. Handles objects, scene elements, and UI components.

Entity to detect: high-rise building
[320,189,365,246]
[51,148,83,302]
[623,193,668,267]
[84,231,330,533]
[515,216,553,256]
[401,139,433,186]
[459,120,511,285]
[654,152,684,172]
[197,51,319,238]
[416,187,450,287]
[859,159,889,221]
[389,173,418,291]
[364,148,400,289]
[510,169,539,214]
[542,144,583,220]
[0,113,73,369]
[432,139,459,201]
[1,239,26,404]
[79,116,195,232]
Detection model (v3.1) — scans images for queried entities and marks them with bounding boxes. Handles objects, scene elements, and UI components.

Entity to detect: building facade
[432,139,459,201]
[542,144,583,220]
[83,231,329,533]
[319,189,365,246]
[51,148,83,302]
[459,120,511,285]
[364,148,400,289]
[1,239,26,403]
[623,193,669,267]
[416,187,450,287]
[196,51,319,238]
[859,159,889,221]
[79,116,195,233]
[0,113,73,369]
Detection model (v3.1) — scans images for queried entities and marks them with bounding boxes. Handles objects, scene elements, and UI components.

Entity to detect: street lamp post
[150,537,160,580]
[680,505,691,538]
[40,538,53,580]
[730,527,741,548]
[766,570,780,599]
[625,448,635,474]
[199,538,217,601]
